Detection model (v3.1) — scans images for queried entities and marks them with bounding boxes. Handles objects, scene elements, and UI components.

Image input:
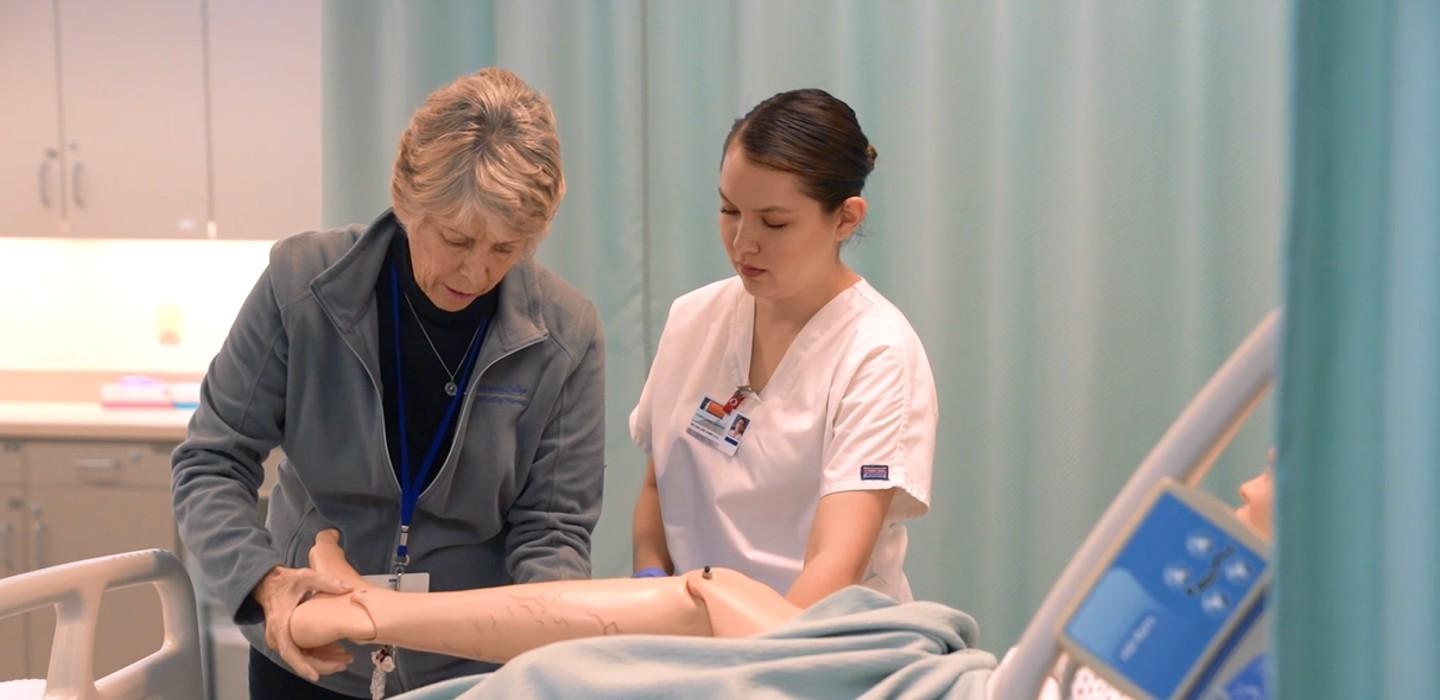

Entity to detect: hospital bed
[0,310,1280,700]
[992,308,1281,699]
[0,548,203,699]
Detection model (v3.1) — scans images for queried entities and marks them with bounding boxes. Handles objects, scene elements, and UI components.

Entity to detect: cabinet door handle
[71,160,86,209]
[76,457,121,472]
[31,516,46,570]
[0,522,12,573]
[38,150,57,208]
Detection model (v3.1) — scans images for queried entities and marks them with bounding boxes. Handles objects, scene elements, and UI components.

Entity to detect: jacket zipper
[329,305,546,693]
[389,335,545,692]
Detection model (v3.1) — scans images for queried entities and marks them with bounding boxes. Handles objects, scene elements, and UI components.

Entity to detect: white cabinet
[0,441,22,485]
[26,484,170,678]
[0,0,322,240]
[57,0,210,239]
[0,440,176,681]
[0,482,29,681]
[0,0,65,237]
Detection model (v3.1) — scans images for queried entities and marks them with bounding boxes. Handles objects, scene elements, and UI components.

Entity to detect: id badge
[686,395,751,456]
[360,572,431,593]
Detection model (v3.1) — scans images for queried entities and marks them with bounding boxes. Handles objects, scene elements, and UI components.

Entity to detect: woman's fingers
[258,565,355,681]
[307,642,354,675]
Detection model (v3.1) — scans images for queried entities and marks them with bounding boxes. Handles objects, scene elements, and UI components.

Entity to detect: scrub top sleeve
[629,295,691,456]
[628,366,655,456]
[819,344,935,521]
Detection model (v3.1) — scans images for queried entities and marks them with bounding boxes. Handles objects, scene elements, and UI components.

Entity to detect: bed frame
[0,548,204,699]
[990,309,1281,699]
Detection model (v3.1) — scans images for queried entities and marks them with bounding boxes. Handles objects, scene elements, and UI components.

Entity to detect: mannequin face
[1235,469,1274,539]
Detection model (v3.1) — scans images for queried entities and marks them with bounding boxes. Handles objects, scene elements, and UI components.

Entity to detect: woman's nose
[460,252,490,285]
[732,220,760,252]
[1239,478,1257,503]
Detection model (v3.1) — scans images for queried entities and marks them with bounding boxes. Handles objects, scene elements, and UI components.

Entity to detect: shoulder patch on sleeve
[860,464,890,481]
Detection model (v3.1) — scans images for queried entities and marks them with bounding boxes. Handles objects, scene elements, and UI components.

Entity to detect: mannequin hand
[291,589,382,649]
[253,565,354,680]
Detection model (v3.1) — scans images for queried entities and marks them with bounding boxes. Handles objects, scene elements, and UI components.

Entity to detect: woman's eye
[445,237,468,247]
[493,244,516,255]
[763,221,789,230]
[719,208,738,216]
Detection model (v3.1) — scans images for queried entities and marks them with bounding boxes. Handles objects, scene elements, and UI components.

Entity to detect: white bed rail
[0,548,203,700]
[988,308,1282,699]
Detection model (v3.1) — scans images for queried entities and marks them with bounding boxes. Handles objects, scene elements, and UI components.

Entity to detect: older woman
[172,67,605,699]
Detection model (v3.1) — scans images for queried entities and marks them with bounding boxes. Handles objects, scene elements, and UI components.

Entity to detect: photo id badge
[686,395,751,456]
[360,572,431,593]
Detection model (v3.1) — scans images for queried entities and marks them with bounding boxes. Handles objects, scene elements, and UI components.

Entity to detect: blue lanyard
[388,262,491,564]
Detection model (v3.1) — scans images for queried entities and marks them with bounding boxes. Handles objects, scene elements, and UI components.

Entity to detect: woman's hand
[252,565,353,681]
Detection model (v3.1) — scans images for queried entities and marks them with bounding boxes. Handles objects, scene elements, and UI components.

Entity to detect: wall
[0,238,272,374]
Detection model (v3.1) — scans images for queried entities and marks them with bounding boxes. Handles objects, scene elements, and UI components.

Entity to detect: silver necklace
[402,293,485,396]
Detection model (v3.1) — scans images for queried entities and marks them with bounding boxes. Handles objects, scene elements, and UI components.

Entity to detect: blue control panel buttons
[1187,531,1216,558]
[1224,558,1255,584]
[1163,563,1192,591]
[1063,490,1269,699]
[1201,590,1231,616]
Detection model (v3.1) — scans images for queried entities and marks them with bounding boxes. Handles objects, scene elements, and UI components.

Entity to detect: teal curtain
[1277,0,1440,697]
[323,0,1288,651]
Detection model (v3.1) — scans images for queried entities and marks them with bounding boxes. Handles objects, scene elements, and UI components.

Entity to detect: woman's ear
[835,196,868,243]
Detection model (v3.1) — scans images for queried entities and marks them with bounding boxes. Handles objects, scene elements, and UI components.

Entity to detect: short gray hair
[391,67,565,241]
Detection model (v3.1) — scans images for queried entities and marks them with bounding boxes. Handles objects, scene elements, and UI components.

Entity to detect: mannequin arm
[300,577,711,662]
[685,565,804,637]
[290,531,801,665]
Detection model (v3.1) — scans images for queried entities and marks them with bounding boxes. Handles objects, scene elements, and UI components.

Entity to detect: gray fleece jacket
[172,212,605,695]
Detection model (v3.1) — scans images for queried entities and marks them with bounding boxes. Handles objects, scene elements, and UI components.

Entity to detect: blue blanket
[392,586,996,699]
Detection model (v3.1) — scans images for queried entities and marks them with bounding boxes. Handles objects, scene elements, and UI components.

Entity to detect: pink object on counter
[100,376,200,409]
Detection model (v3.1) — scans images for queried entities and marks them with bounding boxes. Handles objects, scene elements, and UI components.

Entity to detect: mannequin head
[1234,450,1276,539]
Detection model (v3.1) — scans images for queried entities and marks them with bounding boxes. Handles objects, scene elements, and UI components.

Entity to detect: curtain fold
[1277,0,1440,697]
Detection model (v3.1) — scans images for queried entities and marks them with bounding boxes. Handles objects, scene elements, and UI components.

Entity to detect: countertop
[0,401,193,441]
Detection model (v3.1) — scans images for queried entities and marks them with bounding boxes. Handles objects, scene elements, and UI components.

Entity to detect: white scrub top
[631,276,937,601]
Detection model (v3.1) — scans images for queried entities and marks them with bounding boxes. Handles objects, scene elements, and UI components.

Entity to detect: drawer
[0,441,21,484]
[24,441,175,488]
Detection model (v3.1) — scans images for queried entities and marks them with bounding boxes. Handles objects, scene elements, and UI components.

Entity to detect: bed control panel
[1057,480,1271,700]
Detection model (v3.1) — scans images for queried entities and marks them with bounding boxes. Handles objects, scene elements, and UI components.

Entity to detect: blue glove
[632,566,668,578]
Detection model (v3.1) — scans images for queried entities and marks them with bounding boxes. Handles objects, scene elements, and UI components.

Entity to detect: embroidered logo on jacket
[860,465,890,481]
[474,384,529,407]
